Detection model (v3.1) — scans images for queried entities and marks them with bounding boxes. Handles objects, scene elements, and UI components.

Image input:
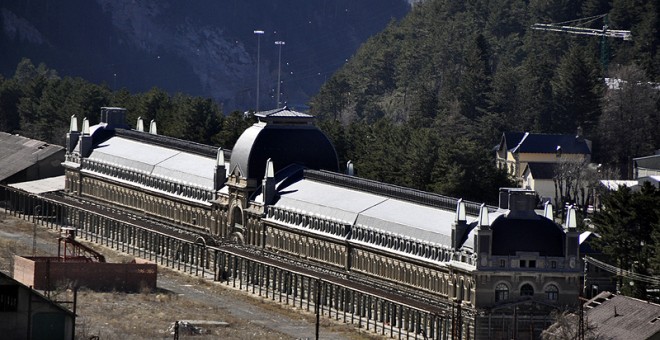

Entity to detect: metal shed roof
[0,132,64,181]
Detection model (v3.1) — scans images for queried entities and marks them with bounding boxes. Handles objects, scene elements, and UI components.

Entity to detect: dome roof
[490,214,566,256]
[230,118,338,180]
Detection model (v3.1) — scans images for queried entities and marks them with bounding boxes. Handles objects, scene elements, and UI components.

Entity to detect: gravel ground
[0,210,379,340]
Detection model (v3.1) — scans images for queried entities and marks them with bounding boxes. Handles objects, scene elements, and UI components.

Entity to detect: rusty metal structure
[58,227,105,263]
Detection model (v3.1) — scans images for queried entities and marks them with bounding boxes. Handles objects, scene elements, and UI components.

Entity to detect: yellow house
[496,132,592,182]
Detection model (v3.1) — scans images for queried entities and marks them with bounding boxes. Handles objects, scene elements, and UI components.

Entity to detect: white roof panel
[88,136,215,188]
[9,175,65,194]
[275,178,471,248]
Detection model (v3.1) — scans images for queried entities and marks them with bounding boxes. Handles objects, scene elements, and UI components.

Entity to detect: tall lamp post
[275,40,285,108]
[254,30,264,112]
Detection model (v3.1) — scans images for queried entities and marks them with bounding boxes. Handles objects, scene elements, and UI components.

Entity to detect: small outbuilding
[0,271,74,340]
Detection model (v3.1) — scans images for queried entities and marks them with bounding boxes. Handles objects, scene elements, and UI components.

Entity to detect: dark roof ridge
[303,169,489,215]
[114,128,230,159]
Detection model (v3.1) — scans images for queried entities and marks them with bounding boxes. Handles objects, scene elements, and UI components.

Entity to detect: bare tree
[554,158,599,216]
[542,310,603,340]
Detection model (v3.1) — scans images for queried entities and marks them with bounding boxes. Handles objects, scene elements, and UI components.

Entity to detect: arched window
[545,284,559,301]
[495,283,509,302]
[521,283,534,297]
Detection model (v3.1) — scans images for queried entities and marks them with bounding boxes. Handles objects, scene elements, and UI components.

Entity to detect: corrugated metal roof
[255,106,314,119]
[584,292,660,339]
[0,132,64,181]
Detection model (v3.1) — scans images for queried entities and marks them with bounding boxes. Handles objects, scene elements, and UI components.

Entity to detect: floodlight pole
[254,30,264,112]
[275,41,285,108]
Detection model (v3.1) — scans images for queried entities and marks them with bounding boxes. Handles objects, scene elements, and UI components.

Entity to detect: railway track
[57,193,456,315]
[5,187,470,339]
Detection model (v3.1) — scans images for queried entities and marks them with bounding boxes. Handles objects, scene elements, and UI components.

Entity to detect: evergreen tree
[457,33,493,121]
[593,183,660,299]
[596,65,660,178]
[551,45,604,135]
[0,78,22,133]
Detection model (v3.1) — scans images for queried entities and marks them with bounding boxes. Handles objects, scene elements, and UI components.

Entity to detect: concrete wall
[13,256,157,292]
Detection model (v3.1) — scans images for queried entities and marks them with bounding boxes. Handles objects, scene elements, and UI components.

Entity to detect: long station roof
[271,170,480,250]
[87,135,220,189]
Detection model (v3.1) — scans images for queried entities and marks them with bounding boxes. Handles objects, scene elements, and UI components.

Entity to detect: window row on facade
[352,225,455,264]
[80,177,213,231]
[492,257,561,270]
[267,207,346,238]
[494,282,559,303]
[266,228,345,268]
[351,249,474,304]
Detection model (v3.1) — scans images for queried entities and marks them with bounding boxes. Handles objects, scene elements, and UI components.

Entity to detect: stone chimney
[499,188,537,219]
[99,107,127,129]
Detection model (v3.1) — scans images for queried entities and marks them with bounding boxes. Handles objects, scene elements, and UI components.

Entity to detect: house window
[521,284,534,297]
[495,283,509,302]
[529,260,536,268]
[0,285,18,312]
[520,260,527,268]
[546,284,559,301]
[551,261,557,269]
[499,259,506,268]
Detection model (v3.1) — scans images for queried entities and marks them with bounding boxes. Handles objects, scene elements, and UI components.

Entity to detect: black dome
[230,122,338,180]
[490,215,566,256]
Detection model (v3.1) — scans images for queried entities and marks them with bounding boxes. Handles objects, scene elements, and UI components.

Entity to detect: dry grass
[0,211,382,339]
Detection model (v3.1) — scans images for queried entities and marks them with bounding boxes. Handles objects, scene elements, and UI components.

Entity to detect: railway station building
[58,107,582,338]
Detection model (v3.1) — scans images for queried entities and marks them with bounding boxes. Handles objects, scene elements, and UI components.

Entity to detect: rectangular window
[499,259,506,268]
[520,260,527,268]
[0,285,19,312]
[551,261,557,269]
[529,260,536,268]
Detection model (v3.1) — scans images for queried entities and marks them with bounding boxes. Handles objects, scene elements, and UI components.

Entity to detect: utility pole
[32,205,40,256]
[254,30,264,112]
[275,41,285,108]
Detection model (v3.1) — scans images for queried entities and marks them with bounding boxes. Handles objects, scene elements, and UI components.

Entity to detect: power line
[585,256,660,286]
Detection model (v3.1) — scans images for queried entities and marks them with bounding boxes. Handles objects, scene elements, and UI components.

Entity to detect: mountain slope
[0,0,411,111]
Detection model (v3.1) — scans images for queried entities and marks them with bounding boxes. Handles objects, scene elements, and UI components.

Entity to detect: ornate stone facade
[62,107,582,338]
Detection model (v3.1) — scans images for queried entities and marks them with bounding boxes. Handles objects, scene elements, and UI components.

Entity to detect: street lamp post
[275,41,285,108]
[254,30,264,112]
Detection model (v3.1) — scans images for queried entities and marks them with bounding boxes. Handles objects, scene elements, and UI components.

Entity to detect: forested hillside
[0,58,254,151]
[1,0,659,205]
[310,0,660,195]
